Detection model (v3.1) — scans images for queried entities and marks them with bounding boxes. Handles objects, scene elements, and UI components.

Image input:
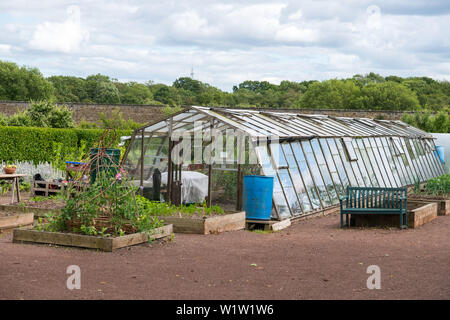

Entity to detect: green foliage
[0,126,131,165]
[28,100,75,128]
[360,81,420,110]
[162,105,183,117]
[135,195,224,217]
[2,100,74,128]
[98,107,144,130]
[298,79,363,109]
[413,176,422,195]
[40,173,166,237]
[423,174,450,196]
[0,61,54,101]
[115,82,154,104]
[2,60,450,111]
[402,109,450,133]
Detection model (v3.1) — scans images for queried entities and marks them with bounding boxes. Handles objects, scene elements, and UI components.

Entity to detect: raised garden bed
[13,224,173,251]
[408,195,450,216]
[0,209,34,233]
[350,201,438,229]
[0,202,62,218]
[159,211,245,234]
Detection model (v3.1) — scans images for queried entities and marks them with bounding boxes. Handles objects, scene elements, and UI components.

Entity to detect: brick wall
[0,101,167,124]
[0,100,433,125]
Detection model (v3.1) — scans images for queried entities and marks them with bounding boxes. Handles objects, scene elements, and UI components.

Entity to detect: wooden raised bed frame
[408,196,450,216]
[350,201,438,229]
[0,211,34,233]
[0,203,61,218]
[13,224,173,251]
[159,211,245,234]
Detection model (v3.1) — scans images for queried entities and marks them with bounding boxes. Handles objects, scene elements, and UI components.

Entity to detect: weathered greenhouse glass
[123,106,445,220]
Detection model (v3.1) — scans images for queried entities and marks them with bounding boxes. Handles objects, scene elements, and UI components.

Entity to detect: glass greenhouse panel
[291,142,321,210]
[327,138,350,190]
[269,143,288,168]
[334,138,359,186]
[368,138,391,187]
[422,139,440,177]
[255,145,289,219]
[281,143,312,213]
[374,137,398,187]
[362,138,385,187]
[278,169,302,216]
[273,175,292,219]
[413,140,432,180]
[319,139,345,197]
[351,139,372,187]
[342,137,358,161]
[405,138,425,181]
[301,140,331,206]
[381,137,402,186]
[387,138,408,186]
[311,139,339,204]
[356,139,378,187]
[396,138,415,185]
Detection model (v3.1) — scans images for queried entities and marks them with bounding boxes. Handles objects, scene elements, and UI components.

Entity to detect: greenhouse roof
[140,106,432,139]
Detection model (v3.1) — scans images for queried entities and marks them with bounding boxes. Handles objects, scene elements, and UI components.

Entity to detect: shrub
[0,126,132,165]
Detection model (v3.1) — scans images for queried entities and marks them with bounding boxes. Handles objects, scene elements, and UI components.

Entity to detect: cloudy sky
[0,0,449,91]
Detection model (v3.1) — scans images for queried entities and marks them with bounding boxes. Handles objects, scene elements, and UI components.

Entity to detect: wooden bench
[31,180,65,197]
[340,187,408,229]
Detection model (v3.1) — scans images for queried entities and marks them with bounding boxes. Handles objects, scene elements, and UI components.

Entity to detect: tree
[298,79,363,109]
[85,74,121,104]
[173,77,204,95]
[0,61,54,101]
[115,82,154,104]
[151,84,182,106]
[352,72,385,87]
[361,81,420,110]
[48,76,89,102]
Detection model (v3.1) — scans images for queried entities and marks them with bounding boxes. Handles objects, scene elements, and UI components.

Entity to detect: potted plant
[3,164,17,174]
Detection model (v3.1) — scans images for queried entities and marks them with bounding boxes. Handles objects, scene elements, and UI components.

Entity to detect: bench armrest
[339,195,348,203]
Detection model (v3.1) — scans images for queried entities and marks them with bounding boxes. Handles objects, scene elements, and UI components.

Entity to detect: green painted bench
[339,187,408,229]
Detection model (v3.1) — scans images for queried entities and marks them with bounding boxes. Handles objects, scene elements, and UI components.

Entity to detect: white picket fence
[1,161,64,182]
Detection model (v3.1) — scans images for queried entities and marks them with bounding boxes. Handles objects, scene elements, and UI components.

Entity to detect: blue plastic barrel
[436,146,445,164]
[243,175,274,220]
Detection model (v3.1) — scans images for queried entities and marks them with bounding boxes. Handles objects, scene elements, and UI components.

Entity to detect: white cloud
[29,5,89,53]
[0,0,447,90]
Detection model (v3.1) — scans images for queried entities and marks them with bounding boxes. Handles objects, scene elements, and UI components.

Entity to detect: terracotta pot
[3,167,16,174]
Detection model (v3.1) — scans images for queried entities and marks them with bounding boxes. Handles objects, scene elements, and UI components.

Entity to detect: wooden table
[0,173,28,204]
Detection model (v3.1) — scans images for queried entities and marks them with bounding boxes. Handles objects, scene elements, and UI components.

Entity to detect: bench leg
[346,214,349,227]
[340,213,343,228]
[400,213,407,229]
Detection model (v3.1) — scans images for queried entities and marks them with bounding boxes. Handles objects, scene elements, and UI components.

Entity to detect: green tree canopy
[0,61,54,101]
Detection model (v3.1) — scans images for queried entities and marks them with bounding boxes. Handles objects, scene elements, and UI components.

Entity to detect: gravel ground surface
[0,212,449,300]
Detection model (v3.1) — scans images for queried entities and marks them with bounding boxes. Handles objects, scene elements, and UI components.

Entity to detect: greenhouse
[122,106,445,221]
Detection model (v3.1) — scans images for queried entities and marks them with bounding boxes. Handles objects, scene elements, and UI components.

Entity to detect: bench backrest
[345,187,407,209]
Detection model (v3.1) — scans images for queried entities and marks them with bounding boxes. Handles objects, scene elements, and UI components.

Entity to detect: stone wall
[0,101,167,125]
[0,100,432,125]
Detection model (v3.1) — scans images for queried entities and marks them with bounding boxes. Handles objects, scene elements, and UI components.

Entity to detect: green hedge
[0,126,132,164]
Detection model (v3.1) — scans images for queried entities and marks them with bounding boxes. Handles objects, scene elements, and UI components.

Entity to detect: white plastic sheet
[161,171,208,204]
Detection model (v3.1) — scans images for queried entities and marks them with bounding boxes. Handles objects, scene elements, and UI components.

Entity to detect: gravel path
[0,213,449,300]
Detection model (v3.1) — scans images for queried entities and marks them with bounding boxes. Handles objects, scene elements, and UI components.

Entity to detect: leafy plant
[135,195,225,217]
[423,174,450,196]
[413,176,422,194]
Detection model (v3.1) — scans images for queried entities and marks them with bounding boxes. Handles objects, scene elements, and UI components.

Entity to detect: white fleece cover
[160,171,208,204]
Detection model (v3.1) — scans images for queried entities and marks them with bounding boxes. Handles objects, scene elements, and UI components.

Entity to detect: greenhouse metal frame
[122,106,445,221]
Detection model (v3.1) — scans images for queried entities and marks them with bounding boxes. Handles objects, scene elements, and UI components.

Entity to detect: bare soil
[0,211,17,217]
[22,199,66,210]
[409,194,450,201]
[1,212,449,300]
